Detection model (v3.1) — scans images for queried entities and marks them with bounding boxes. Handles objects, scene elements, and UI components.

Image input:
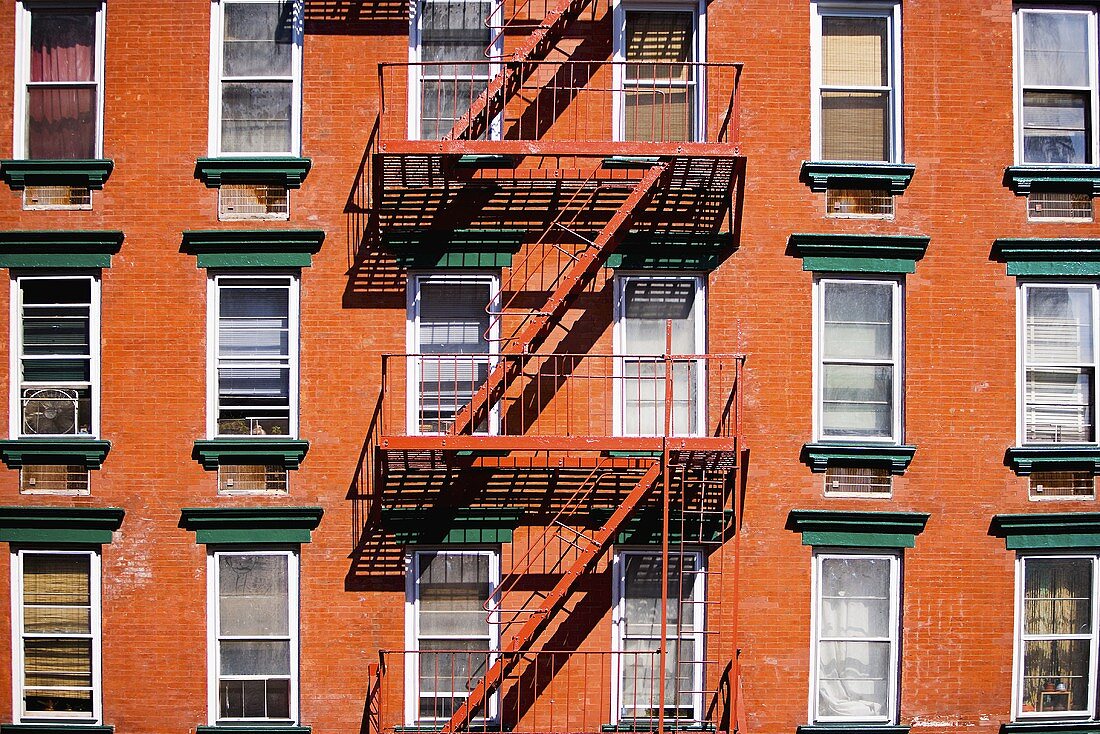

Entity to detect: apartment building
[0,0,1095,733]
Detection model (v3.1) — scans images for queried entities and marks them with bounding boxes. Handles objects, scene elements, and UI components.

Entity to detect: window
[612,550,704,725]
[406,550,499,724]
[815,277,902,442]
[1015,7,1098,165]
[209,550,298,723]
[409,0,500,140]
[613,3,703,142]
[811,552,900,723]
[1019,283,1099,445]
[12,549,101,724]
[810,2,902,162]
[208,275,299,438]
[407,273,497,434]
[209,0,303,155]
[11,275,99,438]
[14,1,105,159]
[614,274,706,437]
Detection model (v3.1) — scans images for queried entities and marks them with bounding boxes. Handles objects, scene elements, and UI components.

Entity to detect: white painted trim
[208,0,304,156]
[13,0,106,159]
[812,275,904,444]
[808,550,900,725]
[809,0,902,163]
[11,548,103,725]
[208,548,301,725]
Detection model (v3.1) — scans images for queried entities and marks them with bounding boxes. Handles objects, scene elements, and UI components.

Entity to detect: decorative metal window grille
[1029,470,1095,499]
[1027,191,1094,221]
[825,188,894,218]
[218,464,288,494]
[824,466,892,496]
[218,184,289,220]
[22,185,91,210]
[20,465,89,495]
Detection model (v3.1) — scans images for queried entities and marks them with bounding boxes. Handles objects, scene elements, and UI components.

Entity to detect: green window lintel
[992,238,1100,276]
[383,508,523,544]
[0,439,111,470]
[192,439,309,470]
[992,512,1100,550]
[788,233,930,274]
[798,726,911,734]
[801,443,917,475]
[195,157,312,188]
[1006,446,1100,475]
[181,230,324,268]
[602,722,716,732]
[0,230,123,269]
[800,161,916,194]
[589,507,732,545]
[0,506,124,545]
[197,727,311,734]
[0,159,114,190]
[787,509,930,548]
[180,506,323,545]
[1003,165,1100,196]
[384,229,525,269]
[454,154,516,169]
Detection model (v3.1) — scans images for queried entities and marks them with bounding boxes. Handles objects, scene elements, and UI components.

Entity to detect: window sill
[1006,446,1100,475]
[0,159,113,191]
[800,161,916,194]
[801,442,916,474]
[602,722,716,731]
[192,438,309,470]
[194,157,311,188]
[798,726,910,734]
[1002,721,1100,734]
[0,438,111,470]
[1,726,113,733]
[1003,166,1100,196]
[197,727,310,734]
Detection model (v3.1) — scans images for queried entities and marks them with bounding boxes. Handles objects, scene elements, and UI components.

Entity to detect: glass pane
[621,637,698,717]
[1027,287,1094,364]
[821,364,893,437]
[822,16,888,87]
[621,360,698,437]
[622,553,698,637]
[20,387,91,436]
[1026,367,1094,443]
[1023,92,1090,165]
[1022,639,1091,713]
[219,287,290,358]
[24,686,92,714]
[623,279,699,355]
[817,640,890,718]
[1025,558,1093,636]
[221,81,292,153]
[24,638,92,688]
[220,640,291,676]
[219,554,289,636]
[821,90,889,161]
[27,86,96,159]
[220,678,290,719]
[1022,11,1091,88]
[625,11,693,70]
[223,1,294,77]
[624,89,693,143]
[418,639,490,692]
[823,282,893,361]
[419,281,491,353]
[819,557,891,639]
[421,0,491,61]
[30,9,96,82]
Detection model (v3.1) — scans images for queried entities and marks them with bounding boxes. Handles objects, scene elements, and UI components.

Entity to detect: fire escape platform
[377,140,741,158]
[378,434,738,453]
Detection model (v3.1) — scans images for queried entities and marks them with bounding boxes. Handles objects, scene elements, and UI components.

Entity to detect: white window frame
[1013,6,1100,167]
[611,0,707,143]
[610,548,706,726]
[809,1,903,163]
[812,275,904,444]
[406,272,500,436]
[404,548,500,726]
[1016,281,1100,446]
[10,548,103,726]
[1012,552,1100,720]
[13,0,106,159]
[206,548,300,726]
[809,550,901,725]
[407,0,503,141]
[207,0,304,157]
[612,273,707,438]
[9,274,101,439]
[206,272,300,440]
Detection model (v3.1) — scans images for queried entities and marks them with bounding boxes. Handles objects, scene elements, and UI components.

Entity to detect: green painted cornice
[0,439,111,470]
[992,512,1100,550]
[1004,165,1100,195]
[787,509,930,548]
[195,157,312,188]
[0,506,124,545]
[0,158,114,190]
[454,154,515,168]
[602,723,716,732]
[788,233,930,273]
[0,230,123,269]
[383,507,523,544]
[992,238,1100,276]
[1,726,114,733]
[384,229,525,268]
[180,506,323,545]
[1006,446,1100,475]
[798,727,910,734]
[1002,722,1100,734]
[181,229,324,268]
[192,438,309,470]
[800,161,916,194]
[801,443,917,475]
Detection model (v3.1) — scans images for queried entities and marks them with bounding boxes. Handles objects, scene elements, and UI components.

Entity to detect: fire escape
[365,0,747,729]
